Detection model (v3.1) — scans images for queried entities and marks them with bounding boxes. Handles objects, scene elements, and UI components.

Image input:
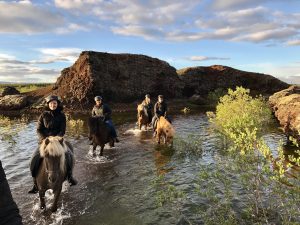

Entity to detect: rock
[51,51,184,106]
[0,86,20,96]
[178,65,289,97]
[189,94,207,105]
[269,86,300,139]
[0,95,28,110]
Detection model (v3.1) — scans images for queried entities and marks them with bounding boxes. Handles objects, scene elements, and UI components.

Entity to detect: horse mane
[40,136,67,173]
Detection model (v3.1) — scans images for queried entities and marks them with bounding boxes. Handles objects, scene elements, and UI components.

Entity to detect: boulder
[0,95,28,110]
[0,86,20,97]
[178,65,289,97]
[189,94,207,105]
[51,51,184,106]
[269,86,300,139]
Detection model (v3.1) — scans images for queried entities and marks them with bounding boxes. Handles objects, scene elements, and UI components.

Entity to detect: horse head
[40,136,67,184]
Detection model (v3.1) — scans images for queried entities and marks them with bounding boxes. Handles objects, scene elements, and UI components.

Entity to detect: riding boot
[67,172,78,186]
[28,178,38,194]
[115,137,120,143]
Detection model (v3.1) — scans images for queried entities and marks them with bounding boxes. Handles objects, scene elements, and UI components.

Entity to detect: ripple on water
[1,112,296,225]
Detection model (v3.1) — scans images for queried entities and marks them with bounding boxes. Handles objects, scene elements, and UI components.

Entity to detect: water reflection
[0,111,299,224]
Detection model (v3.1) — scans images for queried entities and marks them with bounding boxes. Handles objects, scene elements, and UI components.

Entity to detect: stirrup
[28,185,38,194]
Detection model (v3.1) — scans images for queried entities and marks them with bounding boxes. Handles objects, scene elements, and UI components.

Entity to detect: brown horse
[155,116,175,145]
[137,104,151,130]
[88,116,114,156]
[36,136,71,212]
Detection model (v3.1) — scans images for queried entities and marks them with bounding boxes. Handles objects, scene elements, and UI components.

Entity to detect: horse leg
[39,190,46,210]
[100,145,104,156]
[51,186,62,212]
[157,129,161,144]
[92,144,97,157]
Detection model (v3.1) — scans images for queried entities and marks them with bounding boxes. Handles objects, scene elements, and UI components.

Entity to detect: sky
[0,0,300,84]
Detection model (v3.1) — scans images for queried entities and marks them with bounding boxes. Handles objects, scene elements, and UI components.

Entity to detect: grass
[0,83,52,93]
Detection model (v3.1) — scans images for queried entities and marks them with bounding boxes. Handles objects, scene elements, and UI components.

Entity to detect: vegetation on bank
[156,87,299,224]
[0,83,52,93]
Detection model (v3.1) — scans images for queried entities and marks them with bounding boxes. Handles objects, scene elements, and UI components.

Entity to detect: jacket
[154,101,167,117]
[141,100,153,112]
[37,105,66,141]
[92,104,112,120]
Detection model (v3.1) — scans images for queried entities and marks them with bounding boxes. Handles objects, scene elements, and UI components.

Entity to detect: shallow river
[0,109,294,225]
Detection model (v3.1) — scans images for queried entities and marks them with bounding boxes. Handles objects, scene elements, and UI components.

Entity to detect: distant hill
[178,65,289,97]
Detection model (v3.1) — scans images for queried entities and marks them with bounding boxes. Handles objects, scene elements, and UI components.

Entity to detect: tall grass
[0,83,52,93]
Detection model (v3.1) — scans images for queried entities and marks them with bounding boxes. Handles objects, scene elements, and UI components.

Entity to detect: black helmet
[94,96,102,101]
[145,94,150,98]
[45,95,61,104]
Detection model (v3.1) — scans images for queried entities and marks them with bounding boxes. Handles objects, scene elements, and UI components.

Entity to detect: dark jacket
[154,101,167,117]
[92,104,112,120]
[0,161,23,225]
[142,100,153,112]
[37,105,66,142]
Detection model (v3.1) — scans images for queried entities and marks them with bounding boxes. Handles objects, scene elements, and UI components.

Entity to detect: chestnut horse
[155,116,175,145]
[137,104,151,130]
[36,136,73,212]
[88,116,114,156]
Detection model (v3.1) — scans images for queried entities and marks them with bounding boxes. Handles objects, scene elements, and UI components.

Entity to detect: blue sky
[0,0,300,83]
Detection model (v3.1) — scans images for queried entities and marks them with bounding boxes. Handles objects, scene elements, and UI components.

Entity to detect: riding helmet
[94,96,103,101]
[145,94,150,98]
[158,95,164,99]
[45,95,61,104]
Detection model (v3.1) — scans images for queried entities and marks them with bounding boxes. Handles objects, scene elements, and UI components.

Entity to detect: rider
[141,94,153,124]
[152,95,168,136]
[28,95,77,194]
[92,96,119,143]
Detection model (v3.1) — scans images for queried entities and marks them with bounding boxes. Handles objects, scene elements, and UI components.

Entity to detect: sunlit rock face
[269,85,300,139]
[52,51,184,106]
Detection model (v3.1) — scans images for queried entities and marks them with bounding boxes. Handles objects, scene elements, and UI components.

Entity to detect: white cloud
[211,0,271,10]
[239,62,300,84]
[0,48,81,83]
[232,28,298,42]
[0,1,64,34]
[286,39,300,46]
[188,56,230,61]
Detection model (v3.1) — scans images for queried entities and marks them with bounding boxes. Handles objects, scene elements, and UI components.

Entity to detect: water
[0,110,297,224]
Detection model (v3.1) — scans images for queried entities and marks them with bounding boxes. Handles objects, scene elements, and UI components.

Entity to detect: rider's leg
[65,150,77,186]
[106,120,119,142]
[152,116,158,137]
[28,148,41,194]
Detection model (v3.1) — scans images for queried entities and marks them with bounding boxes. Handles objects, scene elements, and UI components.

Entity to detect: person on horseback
[28,95,77,194]
[152,95,169,136]
[92,96,119,143]
[141,94,153,124]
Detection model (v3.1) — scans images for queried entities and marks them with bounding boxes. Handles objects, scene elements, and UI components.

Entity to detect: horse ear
[58,137,64,145]
[45,138,50,146]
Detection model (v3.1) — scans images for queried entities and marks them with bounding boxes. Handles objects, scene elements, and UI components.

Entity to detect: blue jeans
[105,120,117,138]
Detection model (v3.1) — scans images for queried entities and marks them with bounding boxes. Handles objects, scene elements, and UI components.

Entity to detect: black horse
[88,117,114,156]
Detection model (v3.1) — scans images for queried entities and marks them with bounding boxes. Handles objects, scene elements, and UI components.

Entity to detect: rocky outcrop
[0,95,28,110]
[51,51,183,106]
[178,65,289,97]
[26,52,290,109]
[0,86,20,97]
[269,86,300,139]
